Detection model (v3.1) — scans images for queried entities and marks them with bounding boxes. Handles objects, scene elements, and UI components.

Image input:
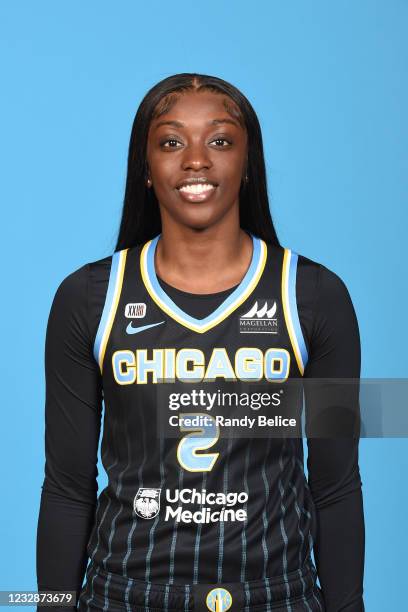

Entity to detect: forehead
[150,90,245,130]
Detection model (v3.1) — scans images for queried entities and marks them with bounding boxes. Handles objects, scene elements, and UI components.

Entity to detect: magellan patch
[238,299,278,334]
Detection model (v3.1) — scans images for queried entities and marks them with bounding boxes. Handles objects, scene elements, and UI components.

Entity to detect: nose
[181,140,213,171]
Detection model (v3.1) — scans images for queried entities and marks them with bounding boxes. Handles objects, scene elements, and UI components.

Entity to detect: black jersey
[36,232,365,612]
[88,232,311,584]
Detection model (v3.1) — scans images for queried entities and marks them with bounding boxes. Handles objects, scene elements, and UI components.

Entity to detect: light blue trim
[288,251,308,370]
[93,250,121,364]
[145,232,261,326]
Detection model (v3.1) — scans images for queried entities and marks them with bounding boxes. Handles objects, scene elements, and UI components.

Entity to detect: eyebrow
[153,118,240,129]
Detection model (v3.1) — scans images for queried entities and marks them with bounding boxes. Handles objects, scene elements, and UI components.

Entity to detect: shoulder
[286,252,361,376]
[294,251,354,307]
[48,255,113,345]
[292,250,360,349]
[51,254,112,306]
[265,241,356,316]
[296,252,357,324]
[277,247,358,351]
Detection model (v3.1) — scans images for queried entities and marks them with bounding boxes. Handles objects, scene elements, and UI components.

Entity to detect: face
[145,90,248,231]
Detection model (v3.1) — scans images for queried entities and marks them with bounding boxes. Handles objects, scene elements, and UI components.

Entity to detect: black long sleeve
[303,264,365,611]
[36,253,364,611]
[36,264,104,611]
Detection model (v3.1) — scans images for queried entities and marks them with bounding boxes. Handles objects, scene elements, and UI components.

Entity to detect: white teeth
[179,183,215,194]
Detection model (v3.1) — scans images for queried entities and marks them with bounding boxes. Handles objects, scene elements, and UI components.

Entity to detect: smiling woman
[146,93,247,215]
[36,73,365,612]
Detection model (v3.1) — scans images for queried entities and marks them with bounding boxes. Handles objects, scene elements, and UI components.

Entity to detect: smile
[177,183,217,202]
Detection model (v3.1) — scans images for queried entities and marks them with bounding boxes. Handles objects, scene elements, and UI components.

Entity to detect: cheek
[218,153,245,180]
[150,158,175,184]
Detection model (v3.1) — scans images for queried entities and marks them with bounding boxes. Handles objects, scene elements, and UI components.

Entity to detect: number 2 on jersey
[176,412,219,472]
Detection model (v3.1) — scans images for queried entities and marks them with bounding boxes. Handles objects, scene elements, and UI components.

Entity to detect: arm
[36,264,103,611]
[304,265,365,612]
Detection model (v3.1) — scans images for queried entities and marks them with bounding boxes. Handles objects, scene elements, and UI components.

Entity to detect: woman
[36,73,365,612]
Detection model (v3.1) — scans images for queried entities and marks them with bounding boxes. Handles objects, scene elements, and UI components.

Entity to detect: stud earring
[147,178,152,187]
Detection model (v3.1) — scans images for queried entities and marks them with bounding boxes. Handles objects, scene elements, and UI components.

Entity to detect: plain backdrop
[0,2,407,611]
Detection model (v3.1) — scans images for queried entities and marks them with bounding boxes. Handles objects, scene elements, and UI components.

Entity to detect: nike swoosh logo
[126,320,165,335]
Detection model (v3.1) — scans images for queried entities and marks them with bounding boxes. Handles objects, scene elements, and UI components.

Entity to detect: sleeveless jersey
[87,232,317,587]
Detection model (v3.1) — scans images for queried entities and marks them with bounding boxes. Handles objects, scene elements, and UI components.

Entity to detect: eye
[210,137,232,147]
[160,138,183,148]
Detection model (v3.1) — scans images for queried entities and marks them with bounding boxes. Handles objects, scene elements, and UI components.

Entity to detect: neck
[154,224,253,294]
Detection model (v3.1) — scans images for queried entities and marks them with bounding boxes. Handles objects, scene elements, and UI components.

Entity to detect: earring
[147,178,152,187]
[244,174,249,183]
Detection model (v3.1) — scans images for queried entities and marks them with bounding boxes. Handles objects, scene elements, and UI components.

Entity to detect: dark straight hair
[115,73,280,251]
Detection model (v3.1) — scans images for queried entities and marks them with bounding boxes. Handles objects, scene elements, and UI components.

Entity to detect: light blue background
[1,1,406,610]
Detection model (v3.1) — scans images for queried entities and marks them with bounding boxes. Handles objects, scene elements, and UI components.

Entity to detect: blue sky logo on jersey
[238,299,279,334]
[206,587,233,612]
[133,488,161,519]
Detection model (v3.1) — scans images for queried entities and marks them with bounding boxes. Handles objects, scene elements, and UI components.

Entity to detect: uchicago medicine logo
[133,488,248,523]
[133,488,161,519]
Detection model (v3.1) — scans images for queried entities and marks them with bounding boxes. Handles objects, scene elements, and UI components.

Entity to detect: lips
[176,178,218,203]
[176,177,217,188]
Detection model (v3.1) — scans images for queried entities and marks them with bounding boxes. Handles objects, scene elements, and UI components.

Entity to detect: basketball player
[36,74,365,612]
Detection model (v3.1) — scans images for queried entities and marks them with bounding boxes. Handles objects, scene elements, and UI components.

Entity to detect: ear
[242,156,249,182]
[145,162,152,187]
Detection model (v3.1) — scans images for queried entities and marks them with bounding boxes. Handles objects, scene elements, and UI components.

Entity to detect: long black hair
[115,73,280,251]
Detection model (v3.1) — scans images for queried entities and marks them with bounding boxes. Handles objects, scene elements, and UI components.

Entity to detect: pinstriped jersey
[87,231,316,585]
